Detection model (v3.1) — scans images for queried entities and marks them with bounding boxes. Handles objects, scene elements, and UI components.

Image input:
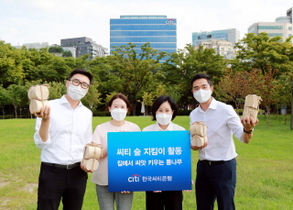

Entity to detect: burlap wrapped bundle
[190,121,208,147]
[28,85,50,114]
[81,143,102,171]
[243,94,262,118]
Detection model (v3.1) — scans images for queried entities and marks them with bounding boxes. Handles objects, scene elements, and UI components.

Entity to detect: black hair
[190,73,213,88]
[108,93,132,114]
[68,68,93,84]
[151,95,178,121]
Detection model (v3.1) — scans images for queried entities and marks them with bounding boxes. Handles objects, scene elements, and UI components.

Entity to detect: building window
[258,25,283,30]
[268,33,283,37]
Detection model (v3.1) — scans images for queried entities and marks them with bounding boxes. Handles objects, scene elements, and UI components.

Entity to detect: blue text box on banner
[108,130,192,192]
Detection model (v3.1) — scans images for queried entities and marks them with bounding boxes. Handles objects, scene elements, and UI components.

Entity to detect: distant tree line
[0,33,292,128]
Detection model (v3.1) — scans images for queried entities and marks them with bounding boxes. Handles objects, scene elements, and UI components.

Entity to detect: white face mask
[67,84,88,101]
[156,114,172,125]
[111,108,127,121]
[193,89,212,103]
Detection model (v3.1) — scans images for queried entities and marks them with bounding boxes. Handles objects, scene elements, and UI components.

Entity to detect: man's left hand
[241,116,259,131]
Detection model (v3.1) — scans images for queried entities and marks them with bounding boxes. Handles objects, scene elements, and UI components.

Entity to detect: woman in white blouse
[143,95,185,210]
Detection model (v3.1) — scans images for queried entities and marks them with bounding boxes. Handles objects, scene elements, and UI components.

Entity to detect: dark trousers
[146,190,183,210]
[37,163,88,210]
[195,159,236,210]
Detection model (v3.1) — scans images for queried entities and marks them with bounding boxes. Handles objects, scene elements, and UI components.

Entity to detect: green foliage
[7,84,28,118]
[102,43,165,115]
[48,46,63,53]
[232,32,293,75]
[161,44,226,107]
[0,39,292,124]
[62,50,73,57]
[0,86,11,118]
[216,68,275,109]
[47,81,66,100]
[0,41,25,86]
[82,81,101,111]
[272,72,293,109]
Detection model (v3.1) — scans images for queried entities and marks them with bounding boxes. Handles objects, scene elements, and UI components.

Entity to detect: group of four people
[33,68,258,210]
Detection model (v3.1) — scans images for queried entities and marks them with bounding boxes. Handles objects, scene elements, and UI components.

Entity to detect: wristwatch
[243,128,254,134]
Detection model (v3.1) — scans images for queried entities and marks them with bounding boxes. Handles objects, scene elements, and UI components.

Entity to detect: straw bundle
[190,121,208,147]
[243,94,262,118]
[28,85,50,114]
[81,143,102,171]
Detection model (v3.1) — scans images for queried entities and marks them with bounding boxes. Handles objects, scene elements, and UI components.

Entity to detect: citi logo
[128,174,141,182]
[165,19,175,25]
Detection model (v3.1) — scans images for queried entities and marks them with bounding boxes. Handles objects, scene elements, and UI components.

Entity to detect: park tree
[216,68,276,113]
[89,56,122,108]
[162,44,226,107]
[62,50,73,57]
[22,48,71,83]
[48,46,63,53]
[140,92,155,115]
[0,86,11,118]
[22,48,55,82]
[82,81,101,112]
[47,81,66,100]
[105,43,165,115]
[272,71,293,129]
[7,84,28,118]
[232,33,293,75]
[40,55,70,82]
[0,41,25,87]
[64,54,90,71]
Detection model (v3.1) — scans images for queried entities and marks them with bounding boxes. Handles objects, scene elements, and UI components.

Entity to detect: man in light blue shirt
[189,73,258,210]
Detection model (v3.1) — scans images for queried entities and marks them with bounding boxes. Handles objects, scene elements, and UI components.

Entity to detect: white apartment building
[248,7,293,43]
[14,42,50,49]
[195,39,235,59]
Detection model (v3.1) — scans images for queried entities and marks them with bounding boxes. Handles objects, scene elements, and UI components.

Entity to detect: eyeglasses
[70,79,90,89]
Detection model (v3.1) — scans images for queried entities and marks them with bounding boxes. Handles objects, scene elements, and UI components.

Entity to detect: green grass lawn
[0,115,292,209]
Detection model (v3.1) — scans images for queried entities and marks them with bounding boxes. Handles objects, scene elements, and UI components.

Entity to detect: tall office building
[192,28,240,47]
[248,7,293,42]
[110,15,177,55]
[61,37,108,59]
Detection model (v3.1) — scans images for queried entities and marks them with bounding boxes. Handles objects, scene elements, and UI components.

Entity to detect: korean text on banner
[108,130,192,192]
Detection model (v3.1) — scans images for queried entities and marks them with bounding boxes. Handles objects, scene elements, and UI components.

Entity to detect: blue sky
[1,0,292,50]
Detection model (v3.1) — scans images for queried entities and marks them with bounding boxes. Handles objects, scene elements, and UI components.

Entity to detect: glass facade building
[192,28,240,47]
[110,15,177,55]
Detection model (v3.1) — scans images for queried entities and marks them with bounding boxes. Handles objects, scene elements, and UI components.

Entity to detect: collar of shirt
[60,95,84,108]
[155,122,174,131]
[198,97,217,112]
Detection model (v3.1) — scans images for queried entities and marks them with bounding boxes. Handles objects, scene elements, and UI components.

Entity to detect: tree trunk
[1,107,5,119]
[290,93,293,130]
[14,105,18,118]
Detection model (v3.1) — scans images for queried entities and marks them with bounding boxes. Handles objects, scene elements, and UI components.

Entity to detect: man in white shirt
[34,68,93,210]
[189,73,258,210]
